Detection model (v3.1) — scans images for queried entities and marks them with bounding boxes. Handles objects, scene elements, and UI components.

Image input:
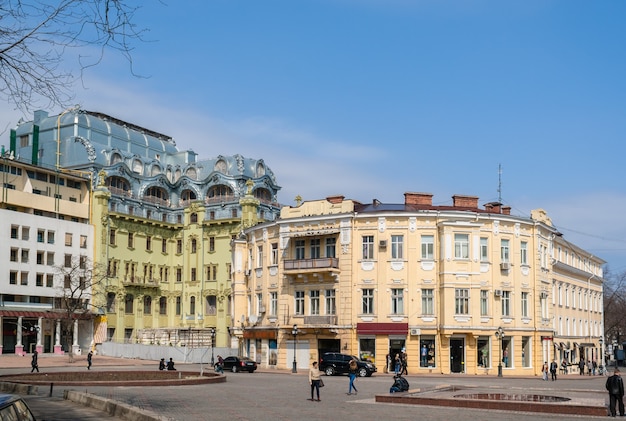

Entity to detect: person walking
[347,358,358,395]
[30,351,39,373]
[587,359,593,376]
[541,361,549,381]
[87,350,93,370]
[308,361,322,402]
[606,368,625,417]
[401,351,408,375]
[394,353,401,376]
[550,359,558,381]
[578,358,585,375]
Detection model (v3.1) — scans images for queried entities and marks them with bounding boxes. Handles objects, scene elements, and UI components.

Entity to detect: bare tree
[0,0,149,113]
[604,267,626,350]
[54,256,108,362]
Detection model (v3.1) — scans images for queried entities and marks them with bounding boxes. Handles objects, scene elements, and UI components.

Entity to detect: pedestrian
[541,361,549,381]
[308,361,322,402]
[401,351,408,375]
[587,359,593,376]
[159,358,166,370]
[385,353,390,373]
[30,351,39,373]
[394,353,401,375]
[550,359,558,381]
[167,357,176,371]
[593,359,598,376]
[87,350,93,370]
[606,368,625,417]
[347,358,358,395]
[578,359,585,375]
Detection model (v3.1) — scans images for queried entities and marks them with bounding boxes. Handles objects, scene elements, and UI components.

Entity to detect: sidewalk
[0,353,155,370]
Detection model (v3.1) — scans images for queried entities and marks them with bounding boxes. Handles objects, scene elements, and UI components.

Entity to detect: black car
[319,352,377,377]
[0,394,36,420]
[221,356,258,373]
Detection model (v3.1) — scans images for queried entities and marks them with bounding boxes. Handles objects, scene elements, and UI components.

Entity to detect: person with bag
[550,359,558,381]
[347,358,358,395]
[606,368,625,417]
[30,351,39,373]
[308,361,322,402]
[541,361,549,381]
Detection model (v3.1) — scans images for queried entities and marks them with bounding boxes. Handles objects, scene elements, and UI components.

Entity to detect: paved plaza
[0,354,615,421]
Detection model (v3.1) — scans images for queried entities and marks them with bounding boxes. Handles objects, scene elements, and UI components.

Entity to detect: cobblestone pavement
[0,355,612,421]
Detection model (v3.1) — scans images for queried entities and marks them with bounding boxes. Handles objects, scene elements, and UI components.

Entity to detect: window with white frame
[454,234,469,259]
[362,236,374,260]
[455,288,469,314]
[325,289,336,315]
[256,245,263,268]
[310,290,320,315]
[295,240,305,260]
[421,235,434,260]
[310,239,321,259]
[502,290,511,316]
[501,239,510,263]
[270,243,278,265]
[391,235,403,259]
[362,288,374,314]
[422,288,434,315]
[325,237,336,258]
[391,288,404,314]
[520,241,528,265]
[256,293,263,315]
[480,237,488,262]
[294,291,305,315]
[270,292,278,316]
[480,290,488,316]
[521,291,528,318]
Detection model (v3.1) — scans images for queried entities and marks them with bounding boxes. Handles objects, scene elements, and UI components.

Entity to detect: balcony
[303,315,337,326]
[284,258,340,282]
[122,276,160,288]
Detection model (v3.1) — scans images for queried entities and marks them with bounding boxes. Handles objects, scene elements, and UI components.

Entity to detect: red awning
[357,322,408,335]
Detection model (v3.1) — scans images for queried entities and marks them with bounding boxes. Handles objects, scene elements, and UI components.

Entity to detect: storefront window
[420,336,436,367]
[501,337,512,367]
[359,338,376,365]
[477,337,490,368]
[269,340,277,366]
[521,336,531,367]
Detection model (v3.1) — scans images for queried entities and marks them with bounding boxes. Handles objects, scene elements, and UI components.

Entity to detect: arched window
[145,186,169,206]
[111,152,123,165]
[190,213,198,223]
[254,188,272,202]
[106,176,130,196]
[207,185,233,200]
[185,167,197,179]
[106,292,116,313]
[159,297,167,315]
[214,159,227,174]
[190,296,196,314]
[125,294,134,314]
[256,162,265,177]
[132,159,143,174]
[151,164,161,176]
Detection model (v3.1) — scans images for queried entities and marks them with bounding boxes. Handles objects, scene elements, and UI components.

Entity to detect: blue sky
[2,0,626,272]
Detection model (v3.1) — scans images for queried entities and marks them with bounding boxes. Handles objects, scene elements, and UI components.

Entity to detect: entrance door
[450,338,465,373]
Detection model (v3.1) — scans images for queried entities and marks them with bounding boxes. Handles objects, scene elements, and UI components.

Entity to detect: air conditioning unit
[500,262,511,271]
[494,289,503,297]
[379,240,387,248]
[410,328,421,336]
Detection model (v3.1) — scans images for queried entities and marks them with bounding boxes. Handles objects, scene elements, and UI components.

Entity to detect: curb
[64,390,172,421]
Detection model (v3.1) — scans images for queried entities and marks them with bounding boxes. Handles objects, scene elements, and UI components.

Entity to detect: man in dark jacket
[389,375,409,393]
[606,368,625,417]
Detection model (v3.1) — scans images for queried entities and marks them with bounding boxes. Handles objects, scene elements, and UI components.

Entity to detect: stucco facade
[232,193,605,376]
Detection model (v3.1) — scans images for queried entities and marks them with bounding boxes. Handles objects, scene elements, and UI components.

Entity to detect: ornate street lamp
[292,324,299,373]
[210,328,216,367]
[495,327,505,377]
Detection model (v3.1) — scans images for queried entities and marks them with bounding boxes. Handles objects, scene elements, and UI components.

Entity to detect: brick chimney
[452,195,479,208]
[326,195,345,204]
[404,192,433,206]
[502,206,511,215]
[483,202,502,213]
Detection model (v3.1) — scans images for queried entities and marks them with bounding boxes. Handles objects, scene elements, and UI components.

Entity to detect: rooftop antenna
[498,164,502,203]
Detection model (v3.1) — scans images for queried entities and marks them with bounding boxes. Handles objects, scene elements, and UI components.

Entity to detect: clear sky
[2,0,626,273]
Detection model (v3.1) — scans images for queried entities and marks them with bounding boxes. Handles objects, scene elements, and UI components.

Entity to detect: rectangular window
[480,290,489,316]
[161,239,167,253]
[9,271,17,285]
[209,236,215,252]
[362,288,374,314]
[46,274,53,287]
[310,239,321,259]
[176,239,182,254]
[502,290,511,316]
[325,238,336,258]
[256,245,263,268]
[521,291,529,318]
[146,236,152,251]
[310,290,320,315]
[480,237,489,261]
[20,272,28,285]
[454,234,469,259]
[47,252,54,265]
[37,230,45,243]
[422,288,434,315]
[10,225,18,239]
[79,255,87,269]
[65,233,72,246]
[21,226,29,241]
[47,231,55,244]
[21,249,29,263]
[80,235,87,249]
[294,291,305,315]
[325,289,336,315]
[36,251,44,265]
[295,240,305,260]
[36,273,44,287]
[501,239,510,263]
[176,297,181,315]
[190,239,197,254]
[270,243,278,265]
[64,254,72,268]
[391,288,404,315]
[520,241,528,265]
[190,268,197,282]
[109,229,116,245]
[391,235,403,259]
[455,288,469,314]
[176,268,182,282]
[362,235,374,260]
[10,248,18,262]
[270,292,278,316]
[421,235,434,260]
[521,336,531,367]
[127,232,134,248]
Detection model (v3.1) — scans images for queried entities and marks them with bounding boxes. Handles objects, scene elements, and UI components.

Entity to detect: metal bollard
[49,383,54,397]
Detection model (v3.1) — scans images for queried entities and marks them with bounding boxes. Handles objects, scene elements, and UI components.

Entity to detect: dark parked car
[0,394,36,420]
[221,356,258,373]
[319,352,377,377]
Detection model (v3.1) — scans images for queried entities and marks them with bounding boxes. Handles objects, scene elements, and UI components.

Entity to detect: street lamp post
[495,327,505,377]
[599,337,604,372]
[292,324,299,373]
[210,328,216,367]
